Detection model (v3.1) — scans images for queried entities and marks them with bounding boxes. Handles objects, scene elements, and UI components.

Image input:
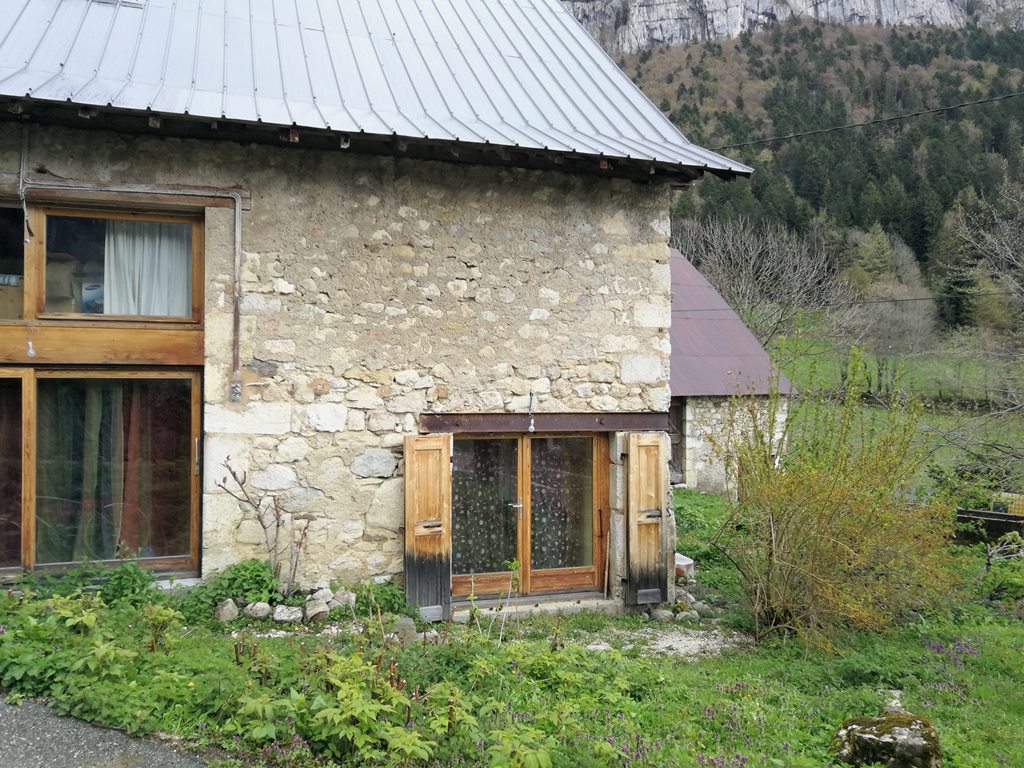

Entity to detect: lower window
[0,369,200,573]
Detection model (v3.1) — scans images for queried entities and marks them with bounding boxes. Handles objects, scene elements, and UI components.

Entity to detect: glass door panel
[530,437,594,571]
[451,438,519,580]
[35,377,193,564]
[0,377,22,567]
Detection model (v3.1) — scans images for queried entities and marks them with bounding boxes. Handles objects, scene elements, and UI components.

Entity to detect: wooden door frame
[450,432,608,599]
[2,367,201,574]
[0,368,33,577]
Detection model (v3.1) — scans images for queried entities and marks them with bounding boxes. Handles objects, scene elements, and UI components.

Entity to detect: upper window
[44,212,195,319]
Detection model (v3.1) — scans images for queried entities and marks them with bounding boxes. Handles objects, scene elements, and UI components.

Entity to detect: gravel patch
[585,626,751,658]
[0,700,206,768]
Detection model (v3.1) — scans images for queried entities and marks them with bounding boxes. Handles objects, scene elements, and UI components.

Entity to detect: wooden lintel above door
[420,412,668,434]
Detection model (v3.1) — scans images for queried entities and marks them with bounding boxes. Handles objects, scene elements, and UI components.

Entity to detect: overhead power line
[672,290,1016,314]
[713,90,1024,151]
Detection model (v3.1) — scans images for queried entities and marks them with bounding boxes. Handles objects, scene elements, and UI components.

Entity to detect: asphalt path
[0,700,207,768]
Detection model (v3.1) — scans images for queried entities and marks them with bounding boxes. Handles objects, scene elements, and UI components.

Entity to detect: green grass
[674,488,741,598]
[777,336,1013,405]
[774,336,1024,492]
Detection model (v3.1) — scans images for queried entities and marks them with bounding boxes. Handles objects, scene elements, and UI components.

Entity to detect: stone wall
[1,125,673,588]
[683,395,786,495]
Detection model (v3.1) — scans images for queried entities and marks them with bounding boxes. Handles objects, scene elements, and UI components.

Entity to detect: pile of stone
[831,690,942,767]
[214,586,357,625]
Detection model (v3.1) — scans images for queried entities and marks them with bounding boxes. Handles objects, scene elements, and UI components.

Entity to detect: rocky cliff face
[564,0,1024,53]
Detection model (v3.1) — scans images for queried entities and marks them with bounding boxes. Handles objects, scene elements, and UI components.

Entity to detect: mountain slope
[622,21,1024,272]
[565,0,1024,53]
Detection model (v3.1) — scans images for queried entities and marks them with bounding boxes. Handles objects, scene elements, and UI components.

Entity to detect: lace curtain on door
[452,439,519,576]
[104,221,191,316]
[530,437,594,570]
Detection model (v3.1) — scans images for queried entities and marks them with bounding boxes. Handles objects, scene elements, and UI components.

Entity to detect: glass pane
[0,378,21,567]
[530,437,594,570]
[36,378,192,564]
[0,207,24,320]
[452,439,518,576]
[45,216,192,317]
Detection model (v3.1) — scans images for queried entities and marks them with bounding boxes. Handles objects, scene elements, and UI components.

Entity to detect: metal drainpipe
[17,122,247,402]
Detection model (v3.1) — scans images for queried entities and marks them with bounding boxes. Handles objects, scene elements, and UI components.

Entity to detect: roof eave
[0,96,751,184]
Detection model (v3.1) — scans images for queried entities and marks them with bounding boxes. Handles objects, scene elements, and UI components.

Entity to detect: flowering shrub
[711,352,958,647]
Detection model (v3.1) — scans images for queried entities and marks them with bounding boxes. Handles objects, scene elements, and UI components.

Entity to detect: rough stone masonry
[0,125,673,588]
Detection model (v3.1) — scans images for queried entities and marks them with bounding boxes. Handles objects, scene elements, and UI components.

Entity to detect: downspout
[17,121,246,402]
[229,190,242,401]
[18,122,34,241]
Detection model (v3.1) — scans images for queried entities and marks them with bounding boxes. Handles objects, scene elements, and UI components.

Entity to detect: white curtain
[104,221,191,316]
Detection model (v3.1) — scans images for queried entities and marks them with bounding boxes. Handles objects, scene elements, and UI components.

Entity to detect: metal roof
[670,249,790,397]
[0,0,750,179]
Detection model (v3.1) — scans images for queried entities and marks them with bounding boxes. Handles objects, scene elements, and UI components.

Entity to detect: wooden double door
[449,434,608,598]
[404,430,671,621]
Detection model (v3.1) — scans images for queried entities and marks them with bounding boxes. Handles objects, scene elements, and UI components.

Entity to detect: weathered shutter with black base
[626,432,669,605]
[404,434,452,621]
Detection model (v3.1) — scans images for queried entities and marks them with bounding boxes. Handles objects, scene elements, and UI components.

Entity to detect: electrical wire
[672,290,1017,313]
[713,90,1024,150]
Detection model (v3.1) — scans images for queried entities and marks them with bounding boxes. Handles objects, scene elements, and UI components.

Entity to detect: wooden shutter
[626,432,668,605]
[404,434,452,621]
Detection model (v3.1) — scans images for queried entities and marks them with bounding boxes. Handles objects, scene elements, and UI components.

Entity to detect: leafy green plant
[230,652,436,765]
[354,580,412,618]
[177,560,277,625]
[980,559,1024,602]
[143,603,184,652]
[101,561,157,607]
[70,640,137,680]
[16,561,107,597]
[44,591,105,634]
[927,461,1001,510]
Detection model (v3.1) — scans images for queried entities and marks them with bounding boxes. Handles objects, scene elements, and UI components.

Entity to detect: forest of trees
[626,21,1024,331]
[628,20,1024,494]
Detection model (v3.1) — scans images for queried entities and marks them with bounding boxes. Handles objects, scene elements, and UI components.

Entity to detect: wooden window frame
[33,206,204,325]
[0,204,205,368]
[0,367,202,576]
[450,432,610,599]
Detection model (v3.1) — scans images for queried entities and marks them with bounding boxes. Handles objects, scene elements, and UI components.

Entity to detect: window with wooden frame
[0,204,205,367]
[0,203,204,575]
[448,433,609,598]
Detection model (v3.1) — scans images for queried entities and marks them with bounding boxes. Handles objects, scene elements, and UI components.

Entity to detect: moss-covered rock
[831,712,942,767]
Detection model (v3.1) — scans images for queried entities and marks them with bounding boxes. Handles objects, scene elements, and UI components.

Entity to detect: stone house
[0,0,748,618]
[668,249,789,494]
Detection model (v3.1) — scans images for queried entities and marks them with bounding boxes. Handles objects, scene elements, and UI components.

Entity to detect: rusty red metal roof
[670,248,790,397]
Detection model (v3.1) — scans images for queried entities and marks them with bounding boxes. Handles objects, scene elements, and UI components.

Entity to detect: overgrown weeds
[0,576,1020,766]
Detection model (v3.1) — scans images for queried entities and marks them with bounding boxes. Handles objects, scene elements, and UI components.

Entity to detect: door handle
[508,501,523,520]
[641,509,662,520]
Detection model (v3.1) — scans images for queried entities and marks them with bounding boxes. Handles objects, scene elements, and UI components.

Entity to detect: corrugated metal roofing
[670,249,790,397]
[0,0,750,178]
